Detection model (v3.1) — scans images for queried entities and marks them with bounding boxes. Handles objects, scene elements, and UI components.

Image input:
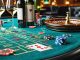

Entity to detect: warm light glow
[52,2,56,5]
[52,0,56,5]
[37,6,41,9]
[13,0,16,5]
[65,1,70,5]
[41,0,44,3]
[40,0,44,7]
[14,1,16,5]
[40,4,44,7]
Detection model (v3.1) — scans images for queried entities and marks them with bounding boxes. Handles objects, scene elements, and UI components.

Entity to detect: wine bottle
[25,0,35,26]
[17,0,26,28]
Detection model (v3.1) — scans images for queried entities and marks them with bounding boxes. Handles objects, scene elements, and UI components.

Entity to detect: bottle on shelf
[25,0,35,26]
[17,0,26,28]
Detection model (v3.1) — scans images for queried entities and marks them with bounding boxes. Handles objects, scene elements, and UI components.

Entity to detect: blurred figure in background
[36,13,42,26]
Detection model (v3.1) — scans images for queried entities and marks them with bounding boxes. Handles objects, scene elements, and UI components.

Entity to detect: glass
[0,0,6,32]
[0,0,5,17]
[6,0,17,30]
[0,0,17,32]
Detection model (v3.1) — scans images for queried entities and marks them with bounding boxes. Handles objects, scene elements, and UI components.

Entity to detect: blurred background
[0,0,80,18]
[0,0,16,8]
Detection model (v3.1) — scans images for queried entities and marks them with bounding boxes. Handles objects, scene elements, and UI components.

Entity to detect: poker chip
[44,35,54,40]
[0,48,14,56]
[29,26,36,28]
[62,34,71,38]
[13,26,18,29]
[39,32,44,34]
[0,50,3,55]
[0,27,6,32]
[6,48,14,54]
[55,36,66,45]
[15,38,20,40]
[2,50,10,56]
[55,34,71,45]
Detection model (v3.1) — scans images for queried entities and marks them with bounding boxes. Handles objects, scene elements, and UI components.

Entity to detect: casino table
[0,18,80,60]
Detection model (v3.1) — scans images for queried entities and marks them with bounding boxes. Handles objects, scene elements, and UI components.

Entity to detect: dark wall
[40,6,80,18]
[40,6,68,16]
[58,7,68,16]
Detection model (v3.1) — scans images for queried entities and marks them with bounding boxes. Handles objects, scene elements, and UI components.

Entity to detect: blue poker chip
[62,34,71,37]
[55,35,68,45]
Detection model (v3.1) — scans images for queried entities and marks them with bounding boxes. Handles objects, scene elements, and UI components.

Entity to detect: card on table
[27,43,52,52]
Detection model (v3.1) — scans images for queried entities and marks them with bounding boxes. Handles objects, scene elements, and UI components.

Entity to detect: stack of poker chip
[44,35,54,40]
[55,34,71,45]
[0,48,14,56]
[62,34,71,38]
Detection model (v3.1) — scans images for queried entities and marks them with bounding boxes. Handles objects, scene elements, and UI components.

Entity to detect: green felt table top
[0,18,80,60]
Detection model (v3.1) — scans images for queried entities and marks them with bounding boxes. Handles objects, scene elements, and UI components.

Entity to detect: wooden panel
[56,0,64,4]
[72,0,80,3]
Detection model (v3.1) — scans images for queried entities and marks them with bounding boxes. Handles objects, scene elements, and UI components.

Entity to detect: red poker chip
[6,52,10,55]
[7,48,14,54]
[39,32,44,34]
[29,26,36,28]
[1,52,6,56]
[5,48,14,54]
[15,38,20,40]
[0,50,2,53]
[0,50,3,55]
[2,52,10,56]
[0,48,14,56]
[2,49,10,56]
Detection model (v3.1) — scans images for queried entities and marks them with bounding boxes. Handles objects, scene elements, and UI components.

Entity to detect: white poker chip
[0,27,6,31]
[13,26,18,29]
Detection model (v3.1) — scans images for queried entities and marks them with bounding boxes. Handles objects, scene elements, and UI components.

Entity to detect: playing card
[27,43,52,51]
